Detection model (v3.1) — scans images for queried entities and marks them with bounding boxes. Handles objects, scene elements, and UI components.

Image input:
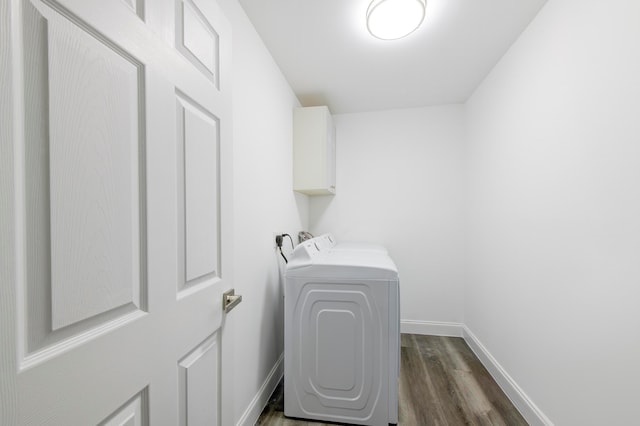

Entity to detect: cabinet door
[293,106,336,195]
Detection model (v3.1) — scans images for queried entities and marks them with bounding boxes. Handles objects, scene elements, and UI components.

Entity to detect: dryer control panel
[288,238,327,268]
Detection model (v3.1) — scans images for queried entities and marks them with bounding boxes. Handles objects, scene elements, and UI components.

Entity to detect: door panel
[20,0,148,366]
[176,92,220,286]
[99,389,149,426]
[121,0,144,19]
[1,0,234,424]
[47,7,144,331]
[178,333,220,426]
[176,0,220,87]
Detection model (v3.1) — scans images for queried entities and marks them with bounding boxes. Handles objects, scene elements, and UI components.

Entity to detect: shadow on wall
[307,194,334,233]
[293,192,311,230]
[297,93,331,108]
[257,251,286,376]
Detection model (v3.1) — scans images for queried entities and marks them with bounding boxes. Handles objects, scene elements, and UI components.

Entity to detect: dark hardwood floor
[256,334,528,426]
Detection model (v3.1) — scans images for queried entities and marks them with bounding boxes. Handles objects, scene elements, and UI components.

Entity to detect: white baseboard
[462,326,554,426]
[401,319,463,337]
[235,352,284,426]
[234,326,553,426]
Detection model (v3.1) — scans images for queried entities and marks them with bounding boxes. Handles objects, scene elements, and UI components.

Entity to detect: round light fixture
[366,0,426,40]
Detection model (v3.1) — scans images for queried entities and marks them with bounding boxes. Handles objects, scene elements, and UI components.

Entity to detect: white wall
[308,106,466,327]
[217,0,640,424]
[465,0,640,424]
[215,0,307,424]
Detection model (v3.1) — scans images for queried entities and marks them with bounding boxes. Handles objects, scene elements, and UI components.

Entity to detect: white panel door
[0,0,235,424]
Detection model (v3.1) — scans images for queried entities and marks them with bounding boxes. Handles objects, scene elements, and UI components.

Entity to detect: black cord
[276,234,294,264]
[282,234,295,250]
[279,246,288,263]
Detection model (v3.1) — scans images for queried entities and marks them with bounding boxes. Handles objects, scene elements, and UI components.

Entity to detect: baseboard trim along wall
[237,325,552,426]
[462,326,554,426]
[400,319,463,337]
[236,353,284,426]
[400,319,552,425]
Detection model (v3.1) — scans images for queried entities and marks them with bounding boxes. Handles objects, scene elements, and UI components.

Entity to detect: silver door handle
[223,289,242,313]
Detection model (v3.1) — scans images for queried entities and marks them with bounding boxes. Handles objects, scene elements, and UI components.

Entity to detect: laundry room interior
[227,0,639,425]
[1,0,638,425]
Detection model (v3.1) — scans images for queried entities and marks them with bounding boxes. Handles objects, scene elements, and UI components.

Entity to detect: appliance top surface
[315,233,388,254]
[285,236,398,279]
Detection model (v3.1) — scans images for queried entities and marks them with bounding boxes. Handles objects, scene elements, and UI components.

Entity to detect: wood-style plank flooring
[256,334,528,425]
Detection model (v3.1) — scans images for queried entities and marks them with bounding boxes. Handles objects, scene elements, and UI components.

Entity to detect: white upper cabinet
[293,106,336,195]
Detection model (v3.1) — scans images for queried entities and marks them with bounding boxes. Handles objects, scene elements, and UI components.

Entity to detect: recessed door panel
[99,388,149,426]
[178,334,220,426]
[176,0,219,87]
[176,93,220,288]
[18,0,147,361]
[121,0,144,19]
[47,9,143,331]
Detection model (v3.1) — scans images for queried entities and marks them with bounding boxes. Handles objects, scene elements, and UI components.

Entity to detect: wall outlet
[273,232,284,249]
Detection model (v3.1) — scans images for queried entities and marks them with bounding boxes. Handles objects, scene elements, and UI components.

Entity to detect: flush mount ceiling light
[366,0,426,40]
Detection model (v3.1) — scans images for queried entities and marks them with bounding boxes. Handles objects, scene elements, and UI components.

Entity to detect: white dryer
[284,237,400,426]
